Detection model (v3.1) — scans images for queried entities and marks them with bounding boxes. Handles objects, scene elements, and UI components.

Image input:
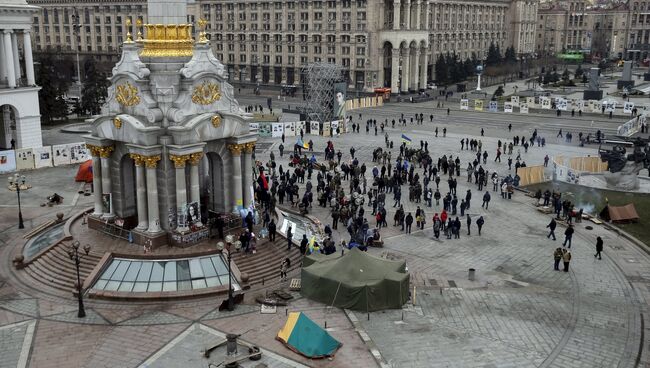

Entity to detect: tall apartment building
[27,0,537,92]
[537,0,648,61]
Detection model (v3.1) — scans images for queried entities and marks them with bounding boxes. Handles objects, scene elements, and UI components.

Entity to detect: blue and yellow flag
[277,312,342,358]
[401,134,412,145]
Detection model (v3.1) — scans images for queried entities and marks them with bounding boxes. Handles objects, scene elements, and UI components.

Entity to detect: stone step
[23,264,75,292]
[44,250,96,274]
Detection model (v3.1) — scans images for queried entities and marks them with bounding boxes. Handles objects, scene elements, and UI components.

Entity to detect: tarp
[517,165,545,186]
[300,248,409,312]
[75,160,93,183]
[599,204,640,223]
[276,312,342,358]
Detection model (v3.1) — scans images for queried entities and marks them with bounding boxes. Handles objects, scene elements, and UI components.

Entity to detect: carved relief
[211,114,222,128]
[115,81,141,107]
[113,117,123,129]
[227,144,243,155]
[143,155,161,169]
[188,152,204,166]
[129,153,145,166]
[191,81,221,105]
[169,154,190,168]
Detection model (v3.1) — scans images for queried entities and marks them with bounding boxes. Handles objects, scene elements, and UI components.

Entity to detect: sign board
[540,96,551,109]
[15,148,35,170]
[322,121,331,137]
[589,100,600,113]
[0,150,16,173]
[460,99,469,110]
[283,122,296,137]
[603,101,616,113]
[34,146,53,169]
[331,120,340,136]
[474,100,484,111]
[488,101,498,112]
[258,122,272,137]
[69,143,89,164]
[310,121,320,135]
[249,122,260,131]
[576,100,585,111]
[52,144,71,166]
[296,121,306,134]
[520,103,529,114]
[623,102,635,114]
[526,97,535,108]
[557,98,568,111]
[511,96,519,107]
[504,102,513,113]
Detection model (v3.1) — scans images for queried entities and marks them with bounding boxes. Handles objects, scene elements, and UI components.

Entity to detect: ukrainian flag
[276,312,342,358]
[401,134,412,145]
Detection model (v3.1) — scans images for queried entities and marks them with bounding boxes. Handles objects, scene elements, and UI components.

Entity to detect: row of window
[203,0,367,12]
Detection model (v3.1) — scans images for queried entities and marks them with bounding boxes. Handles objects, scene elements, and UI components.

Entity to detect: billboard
[333,82,347,120]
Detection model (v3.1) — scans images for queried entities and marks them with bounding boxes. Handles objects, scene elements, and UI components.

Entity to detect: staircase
[22,242,103,295]
[230,236,302,287]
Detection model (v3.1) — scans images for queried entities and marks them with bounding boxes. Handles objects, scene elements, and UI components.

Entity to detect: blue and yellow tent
[276,312,342,358]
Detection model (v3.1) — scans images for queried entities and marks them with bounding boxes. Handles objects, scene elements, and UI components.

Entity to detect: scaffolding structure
[300,62,346,123]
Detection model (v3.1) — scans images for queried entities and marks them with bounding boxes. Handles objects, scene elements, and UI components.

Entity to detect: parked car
[426,83,437,90]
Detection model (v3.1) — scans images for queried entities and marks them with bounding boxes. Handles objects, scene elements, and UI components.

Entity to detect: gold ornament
[113,117,122,129]
[227,144,242,155]
[169,154,190,168]
[140,23,194,57]
[211,114,222,128]
[197,18,208,43]
[136,19,143,41]
[129,153,145,166]
[244,142,256,154]
[143,155,161,169]
[188,152,204,166]
[98,146,115,159]
[191,81,221,105]
[125,18,133,43]
[86,144,101,157]
[115,82,141,107]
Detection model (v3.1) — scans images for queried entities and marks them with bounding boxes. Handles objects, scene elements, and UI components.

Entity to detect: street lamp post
[72,11,83,105]
[67,240,91,318]
[7,173,30,229]
[220,235,240,311]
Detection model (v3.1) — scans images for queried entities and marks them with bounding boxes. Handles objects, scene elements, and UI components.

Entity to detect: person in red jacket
[440,210,448,230]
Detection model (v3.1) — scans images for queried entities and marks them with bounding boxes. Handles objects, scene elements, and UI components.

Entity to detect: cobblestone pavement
[0,103,648,367]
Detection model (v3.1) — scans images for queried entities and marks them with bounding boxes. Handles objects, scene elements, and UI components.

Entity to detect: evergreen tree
[504,46,517,63]
[561,69,571,82]
[80,58,109,115]
[434,53,448,85]
[494,85,505,97]
[575,64,584,78]
[464,58,475,77]
[486,42,502,66]
[36,54,69,124]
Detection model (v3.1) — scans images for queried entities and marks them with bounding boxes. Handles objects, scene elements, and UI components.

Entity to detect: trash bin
[468,268,476,281]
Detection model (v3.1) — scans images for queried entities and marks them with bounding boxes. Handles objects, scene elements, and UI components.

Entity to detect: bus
[556,51,586,63]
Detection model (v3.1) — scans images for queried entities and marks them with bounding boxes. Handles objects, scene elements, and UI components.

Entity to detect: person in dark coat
[563,225,574,248]
[466,214,472,235]
[482,191,491,209]
[286,226,293,250]
[546,218,557,240]
[405,213,413,234]
[476,216,484,235]
[300,234,308,255]
[268,219,276,241]
[594,236,603,260]
[553,248,563,270]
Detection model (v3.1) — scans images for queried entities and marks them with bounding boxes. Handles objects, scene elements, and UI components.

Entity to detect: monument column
[23,31,35,86]
[393,0,401,30]
[11,32,20,83]
[420,47,428,88]
[242,143,254,208]
[99,145,115,218]
[88,145,103,216]
[401,49,410,93]
[228,144,243,211]
[415,0,421,30]
[188,152,203,204]
[144,155,162,233]
[170,154,189,231]
[391,48,400,94]
[411,49,420,90]
[404,0,411,29]
[0,35,6,83]
[3,30,16,88]
[129,154,148,230]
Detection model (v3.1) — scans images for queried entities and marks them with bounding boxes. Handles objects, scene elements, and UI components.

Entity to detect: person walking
[280,258,290,281]
[476,216,484,235]
[553,248,563,270]
[546,218,557,240]
[562,249,571,272]
[405,213,413,234]
[563,225,574,248]
[482,191,491,209]
[466,214,472,235]
[300,235,308,255]
[286,226,293,251]
[594,236,603,260]
[268,219,277,242]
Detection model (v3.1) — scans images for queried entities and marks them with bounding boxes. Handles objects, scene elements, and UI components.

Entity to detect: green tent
[276,312,342,358]
[300,248,409,312]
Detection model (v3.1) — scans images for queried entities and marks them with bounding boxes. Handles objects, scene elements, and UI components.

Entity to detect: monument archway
[206,152,226,213]
[0,104,17,149]
[119,155,137,219]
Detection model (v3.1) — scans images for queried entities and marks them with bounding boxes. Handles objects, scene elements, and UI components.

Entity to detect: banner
[271,123,284,138]
[15,148,35,170]
[259,122,272,137]
[331,120,340,136]
[540,96,550,109]
[249,122,260,131]
[576,100,585,111]
[589,100,600,113]
[52,144,71,166]
[34,146,53,169]
[557,98,568,111]
[526,97,536,108]
[504,102,513,113]
[603,101,616,113]
[296,121,306,134]
[488,101,498,112]
[322,122,331,137]
[310,121,320,135]
[623,102,635,114]
[283,122,296,137]
[69,143,89,164]
[0,150,16,173]
[520,103,529,114]
[460,99,469,110]
[474,100,484,111]
[511,96,519,107]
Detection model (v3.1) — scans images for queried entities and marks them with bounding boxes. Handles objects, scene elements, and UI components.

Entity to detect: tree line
[434,42,518,86]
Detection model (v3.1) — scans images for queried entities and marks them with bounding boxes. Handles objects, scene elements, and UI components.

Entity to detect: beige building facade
[27,0,537,92]
[537,0,649,61]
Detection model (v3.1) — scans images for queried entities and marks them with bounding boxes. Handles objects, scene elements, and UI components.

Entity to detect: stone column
[415,0,421,30]
[420,47,428,89]
[391,48,400,94]
[393,0,401,30]
[228,144,243,211]
[401,50,410,93]
[188,152,203,204]
[404,0,411,29]
[144,155,162,233]
[129,154,148,230]
[0,35,6,83]
[3,31,16,88]
[410,49,419,90]
[170,154,189,231]
[425,1,431,30]
[242,143,254,208]
[11,32,20,84]
[88,145,103,216]
[98,145,115,218]
[23,31,35,86]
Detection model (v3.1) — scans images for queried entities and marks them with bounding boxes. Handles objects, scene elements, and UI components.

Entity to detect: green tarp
[300,248,409,312]
[276,312,342,358]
